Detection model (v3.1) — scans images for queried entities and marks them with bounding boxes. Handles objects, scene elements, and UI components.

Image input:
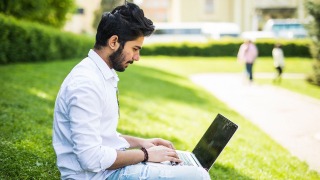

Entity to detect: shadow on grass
[118,64,213,108]
[118,127,184,147]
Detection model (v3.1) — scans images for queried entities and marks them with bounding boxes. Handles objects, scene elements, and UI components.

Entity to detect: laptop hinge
[190,153,203,168]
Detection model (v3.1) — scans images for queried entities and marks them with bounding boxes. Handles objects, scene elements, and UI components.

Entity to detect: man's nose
[133,53,140,61]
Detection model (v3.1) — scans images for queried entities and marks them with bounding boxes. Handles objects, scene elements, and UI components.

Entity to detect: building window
[76,8,85,15]
[205,0,214,14]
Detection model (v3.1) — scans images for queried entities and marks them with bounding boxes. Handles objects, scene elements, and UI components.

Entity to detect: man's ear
[108,35,119,50]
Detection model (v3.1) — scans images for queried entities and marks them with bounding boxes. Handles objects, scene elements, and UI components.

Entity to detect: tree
[0,0,75,28]
[92,0,133,30]
[92,0,117,30]
[305,0,320,85]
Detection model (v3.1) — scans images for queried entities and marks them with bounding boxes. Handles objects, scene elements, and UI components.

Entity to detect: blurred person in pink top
[237,40,258,83]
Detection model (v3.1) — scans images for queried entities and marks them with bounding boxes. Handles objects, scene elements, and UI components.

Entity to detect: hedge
[0,13,94,64]
[142,39,312,58]
[0,13,312,64]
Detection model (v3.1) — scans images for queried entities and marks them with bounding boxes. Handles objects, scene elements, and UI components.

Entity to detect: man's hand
[146,145,182,163]
[120,135,176,149]
[142,138,175,149]
[118,136,181,164]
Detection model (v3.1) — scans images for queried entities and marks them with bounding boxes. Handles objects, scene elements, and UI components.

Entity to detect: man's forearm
[107,149,144,170]
[120,135,145,148]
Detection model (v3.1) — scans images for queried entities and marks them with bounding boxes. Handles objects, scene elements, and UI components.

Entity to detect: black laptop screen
[192,114,238,170]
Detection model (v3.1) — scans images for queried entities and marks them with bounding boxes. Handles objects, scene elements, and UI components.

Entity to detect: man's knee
[118,163,211,180]
[172,166,211,180]
[193,167,211,180]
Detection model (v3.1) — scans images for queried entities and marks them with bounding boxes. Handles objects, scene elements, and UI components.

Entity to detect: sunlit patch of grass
[256,78,320,100]
[29,88,54,101]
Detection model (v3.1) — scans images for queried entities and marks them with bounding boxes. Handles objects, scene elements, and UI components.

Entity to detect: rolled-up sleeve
[66,77,116,171]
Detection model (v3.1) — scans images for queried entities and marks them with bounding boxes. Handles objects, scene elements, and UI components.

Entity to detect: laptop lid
[192,114,238,170]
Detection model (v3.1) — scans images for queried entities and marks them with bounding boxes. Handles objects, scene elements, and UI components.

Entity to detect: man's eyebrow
[135,46,142,50]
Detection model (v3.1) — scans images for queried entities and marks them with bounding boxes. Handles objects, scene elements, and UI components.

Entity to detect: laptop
[173,113,238,171]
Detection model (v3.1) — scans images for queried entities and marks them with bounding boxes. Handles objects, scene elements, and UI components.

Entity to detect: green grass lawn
[0,57,319,179]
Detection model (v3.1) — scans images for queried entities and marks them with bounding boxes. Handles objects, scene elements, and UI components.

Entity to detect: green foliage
[142,39,311,57]
[306,60,320,85]
[0,0,75,28]
[0,14,94,64]
[305,0,320,85]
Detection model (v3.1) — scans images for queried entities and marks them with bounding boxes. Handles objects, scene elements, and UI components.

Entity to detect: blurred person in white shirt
[272,43,285,83]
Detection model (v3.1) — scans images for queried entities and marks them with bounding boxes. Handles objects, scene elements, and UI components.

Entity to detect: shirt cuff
[100,147,117,170]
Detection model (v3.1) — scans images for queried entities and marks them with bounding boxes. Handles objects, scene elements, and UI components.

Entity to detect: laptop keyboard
[178,152,194,166]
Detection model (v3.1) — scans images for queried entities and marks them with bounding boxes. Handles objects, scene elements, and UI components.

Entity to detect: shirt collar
[88,49,119,82]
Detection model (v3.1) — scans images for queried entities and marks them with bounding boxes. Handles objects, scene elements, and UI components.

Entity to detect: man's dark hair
[94,2,154,50]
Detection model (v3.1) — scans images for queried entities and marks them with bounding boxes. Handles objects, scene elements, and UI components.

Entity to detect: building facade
[64,0,101,35]
[64,0,307,34]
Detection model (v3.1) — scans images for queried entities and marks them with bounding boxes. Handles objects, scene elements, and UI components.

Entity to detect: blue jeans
[245,63,253,81]
[106,162,211,180]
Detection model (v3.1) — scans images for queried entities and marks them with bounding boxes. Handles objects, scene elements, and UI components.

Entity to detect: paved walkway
[190,73,320,173]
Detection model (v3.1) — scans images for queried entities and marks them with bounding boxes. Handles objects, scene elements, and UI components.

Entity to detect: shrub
[142,39,312,58]
[305,0,320,86]
[0,13,94,64]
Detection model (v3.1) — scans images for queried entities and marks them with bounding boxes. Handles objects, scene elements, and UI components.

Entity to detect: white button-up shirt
[53,49,130,179]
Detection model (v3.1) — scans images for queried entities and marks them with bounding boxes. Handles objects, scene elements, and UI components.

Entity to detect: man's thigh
[107,162,210,180]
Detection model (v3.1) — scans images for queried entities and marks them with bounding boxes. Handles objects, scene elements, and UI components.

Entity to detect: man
[237,39,258,83]
[52,2,210,179]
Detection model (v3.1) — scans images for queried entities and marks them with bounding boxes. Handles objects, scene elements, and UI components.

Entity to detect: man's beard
[109,45,133,72]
